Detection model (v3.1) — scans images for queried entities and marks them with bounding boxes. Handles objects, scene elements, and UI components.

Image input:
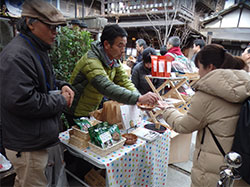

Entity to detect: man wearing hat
[0,0,74,186]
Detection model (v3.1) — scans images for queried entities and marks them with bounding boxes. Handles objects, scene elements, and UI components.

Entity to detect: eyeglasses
[46,24,59,31]
[38,20,59,31]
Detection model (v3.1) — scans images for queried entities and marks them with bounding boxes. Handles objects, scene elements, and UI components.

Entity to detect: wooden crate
[84,168,105,187]
[89,137,126,157]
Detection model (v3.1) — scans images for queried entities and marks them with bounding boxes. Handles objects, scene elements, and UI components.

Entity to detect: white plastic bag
[0,153,12,172]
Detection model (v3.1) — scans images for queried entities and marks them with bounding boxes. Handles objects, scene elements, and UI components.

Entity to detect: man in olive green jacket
[69,24,158,118]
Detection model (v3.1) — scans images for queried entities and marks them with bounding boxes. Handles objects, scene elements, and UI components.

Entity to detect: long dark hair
[195,44,245,70]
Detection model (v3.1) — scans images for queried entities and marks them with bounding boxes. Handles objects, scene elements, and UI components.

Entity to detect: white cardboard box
[168,131,192,164]
[157,115,192,164]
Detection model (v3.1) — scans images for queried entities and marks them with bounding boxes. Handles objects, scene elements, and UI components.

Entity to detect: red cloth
[164,47,183,56]
[109,60,115,67]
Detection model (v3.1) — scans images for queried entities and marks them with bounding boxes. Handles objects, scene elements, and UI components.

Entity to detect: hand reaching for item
[157,100,174,110]
[138,92,159,105]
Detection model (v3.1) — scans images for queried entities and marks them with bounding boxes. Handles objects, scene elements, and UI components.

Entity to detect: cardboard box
[84,168,105,187]
[168,131,192,164]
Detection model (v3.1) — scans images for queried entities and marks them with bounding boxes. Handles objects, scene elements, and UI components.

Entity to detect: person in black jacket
[132,47,163,94]
[0,1,74,186]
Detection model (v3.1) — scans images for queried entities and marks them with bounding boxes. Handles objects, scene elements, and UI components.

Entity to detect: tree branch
[144,9,163,47]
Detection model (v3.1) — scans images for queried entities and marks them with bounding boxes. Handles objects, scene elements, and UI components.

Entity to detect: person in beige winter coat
[158,44,250,187]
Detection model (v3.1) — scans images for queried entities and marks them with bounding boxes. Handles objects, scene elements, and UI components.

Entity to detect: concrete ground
[166,163,192,187]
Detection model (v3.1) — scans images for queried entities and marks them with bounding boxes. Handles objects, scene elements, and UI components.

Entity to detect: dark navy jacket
[0,31,68,152]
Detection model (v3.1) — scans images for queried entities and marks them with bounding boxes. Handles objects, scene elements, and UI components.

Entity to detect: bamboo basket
[68,126,90,149]
[89,137,126,157]
[69,135,89,149]
[70,126,90,140]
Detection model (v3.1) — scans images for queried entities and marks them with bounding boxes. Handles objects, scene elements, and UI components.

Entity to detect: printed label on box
[158,60,165,73]
[100,132,112,143]
[153,60,157,72]
[167,61,172,73]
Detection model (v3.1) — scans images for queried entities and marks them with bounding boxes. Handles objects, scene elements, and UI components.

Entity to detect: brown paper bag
[89,100,123,126]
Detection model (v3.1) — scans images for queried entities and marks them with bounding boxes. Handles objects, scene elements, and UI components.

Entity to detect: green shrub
[50,26,94,82]
[49,26,93,129]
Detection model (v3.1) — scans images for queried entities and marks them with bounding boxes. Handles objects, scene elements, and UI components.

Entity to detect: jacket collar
[168,47,183,56]
[142,63,151,73]
[20,30,51,52]
[193,69,250,103]
[88,41,120,68]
